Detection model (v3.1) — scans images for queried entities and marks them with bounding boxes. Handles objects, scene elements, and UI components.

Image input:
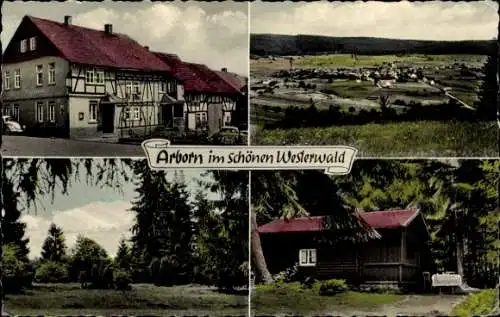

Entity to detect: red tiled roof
[27,16,171,72]
[153,52,241,95]
[258,208,419,233]
[215,70,247,91]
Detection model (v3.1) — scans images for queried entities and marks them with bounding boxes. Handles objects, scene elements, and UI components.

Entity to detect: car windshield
[4,116,12,122]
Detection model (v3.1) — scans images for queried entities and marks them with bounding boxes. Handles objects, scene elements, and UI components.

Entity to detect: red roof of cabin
[27,16,171,72]
[258,208,419,233]
[153,52,240,95]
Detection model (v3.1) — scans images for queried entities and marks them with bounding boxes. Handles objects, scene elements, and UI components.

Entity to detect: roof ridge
[28,15,126,36]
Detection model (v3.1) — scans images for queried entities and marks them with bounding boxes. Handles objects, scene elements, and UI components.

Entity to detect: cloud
[251,1,498,41]
[21,200,134,259]
[72,4,248,75]
[2,2,249,75]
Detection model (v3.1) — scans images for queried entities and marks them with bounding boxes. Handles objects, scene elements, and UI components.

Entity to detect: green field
[4,283,248,316]
[251,121,498,157]
[252,282,404,315]
[295,54,486,68]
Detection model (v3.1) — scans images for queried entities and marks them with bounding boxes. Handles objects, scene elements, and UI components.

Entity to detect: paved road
[1,135,145,157]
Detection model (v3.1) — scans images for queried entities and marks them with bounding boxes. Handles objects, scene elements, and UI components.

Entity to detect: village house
[153,52,245,135]
[258,208,434,292]
[2,15,246,139]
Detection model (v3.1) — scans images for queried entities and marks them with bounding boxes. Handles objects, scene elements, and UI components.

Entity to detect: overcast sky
[2,1,249,75]
[251,1,498,41]
[18,162,214,259]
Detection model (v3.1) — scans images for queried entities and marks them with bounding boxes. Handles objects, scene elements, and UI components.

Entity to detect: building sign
[431,273,462,287]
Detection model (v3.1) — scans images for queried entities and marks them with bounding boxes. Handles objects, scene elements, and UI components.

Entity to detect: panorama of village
[250,1,499,157]
[1,3,249,157]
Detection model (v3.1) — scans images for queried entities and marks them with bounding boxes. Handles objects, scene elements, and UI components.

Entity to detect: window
[89,101,98,122]
[36,102,44,122]
[29,37,37,51]
[85,70,95,84]
[125,82,133,99]
[123,107,131,120]
[96,71,104,84]
[4,72,10,90]
[299,249,317,267]
[48,102,56,122]
[12,104,19,121]
[132,107,140,121]
[159,82,167,93]
[36,65,43,86]
[132,82,141,99]
[48,63,56,84]
[195,112,207,129]
[14,69,21,89]
[20,39,27,53]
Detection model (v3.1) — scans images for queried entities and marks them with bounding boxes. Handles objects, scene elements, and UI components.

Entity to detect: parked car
[212,126,244,145]
[2,115,24,134]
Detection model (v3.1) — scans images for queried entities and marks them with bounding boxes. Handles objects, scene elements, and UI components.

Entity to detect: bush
[114,270,132,291]
[35,261,69,283]
[2,244,33,293]
[273,263,299,283]
[319,279,349,296]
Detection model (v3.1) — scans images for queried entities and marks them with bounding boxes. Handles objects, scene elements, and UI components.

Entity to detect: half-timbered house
[2,15,182,139]
[258,208,434,291]
[153,52,244,135]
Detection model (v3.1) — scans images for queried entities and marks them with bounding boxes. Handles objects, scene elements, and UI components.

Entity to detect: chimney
[104,24,113,35]
[64,15,72,25]
[221,67,228,72]
[144,46,149,51]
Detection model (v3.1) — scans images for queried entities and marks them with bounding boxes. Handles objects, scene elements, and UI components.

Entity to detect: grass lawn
[4,283,248,316]
[252,121,498,157]
[252,282,404,315]
[450,289,498,317]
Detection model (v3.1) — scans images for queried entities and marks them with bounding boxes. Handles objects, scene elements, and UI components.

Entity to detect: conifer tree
[41,223,67,262]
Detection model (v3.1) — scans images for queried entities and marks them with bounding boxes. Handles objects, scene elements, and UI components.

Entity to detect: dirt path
[324,295,467,317]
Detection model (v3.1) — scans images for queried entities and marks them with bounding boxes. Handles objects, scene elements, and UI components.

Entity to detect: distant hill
[250,34,496,56]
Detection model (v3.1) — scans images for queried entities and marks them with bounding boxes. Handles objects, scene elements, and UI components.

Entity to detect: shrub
[273,263,299,283]
[319,279,348,296]
[2,244,33,293]
[114,270,132,291]
[35,260,69,283]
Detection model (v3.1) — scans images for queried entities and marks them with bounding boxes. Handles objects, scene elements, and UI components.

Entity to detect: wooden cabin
[258,208,434,291]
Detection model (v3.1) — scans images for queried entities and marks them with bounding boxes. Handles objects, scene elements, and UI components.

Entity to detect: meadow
[4,283,248,316]
[251,121,498,157]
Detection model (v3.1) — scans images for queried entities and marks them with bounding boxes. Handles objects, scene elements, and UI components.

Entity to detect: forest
[251,159,499,287]
[250,34,496,56]
[0,159,248,315]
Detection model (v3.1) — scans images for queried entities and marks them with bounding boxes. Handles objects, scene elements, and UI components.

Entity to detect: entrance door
[101,104,115,134]
[162,104,173,127]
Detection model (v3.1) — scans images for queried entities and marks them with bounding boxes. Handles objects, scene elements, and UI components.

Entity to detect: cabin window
[89,101,98,122]
[86,70,95,84]
[299,249,317,267]
[36,101,44,122]
[36,65,43,86]
[96,71,105,85]
[48,63,56,85]
[20,39,27,53]
[48,101,56,122]
[29,37,37,51]
[14,69,21,89]
[4,72,10,90]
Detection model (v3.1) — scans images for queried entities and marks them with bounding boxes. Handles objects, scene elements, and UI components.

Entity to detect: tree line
[1,160,248,296]
[251,160,499,288]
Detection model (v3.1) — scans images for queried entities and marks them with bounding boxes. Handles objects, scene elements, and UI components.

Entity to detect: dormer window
[20,39,27,53]
[29,37,37,51]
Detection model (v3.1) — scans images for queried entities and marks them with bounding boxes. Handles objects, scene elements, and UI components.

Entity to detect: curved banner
[142,139,357,175]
